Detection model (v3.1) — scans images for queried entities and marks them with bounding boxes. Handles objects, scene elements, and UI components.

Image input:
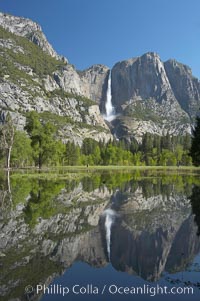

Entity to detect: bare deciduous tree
[0,111,15,170]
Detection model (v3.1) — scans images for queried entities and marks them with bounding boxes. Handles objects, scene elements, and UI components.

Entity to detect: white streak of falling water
[104,71,115,122]
[103,209,116,261]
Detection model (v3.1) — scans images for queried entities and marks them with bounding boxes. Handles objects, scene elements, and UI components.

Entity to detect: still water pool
[0,170,200,301]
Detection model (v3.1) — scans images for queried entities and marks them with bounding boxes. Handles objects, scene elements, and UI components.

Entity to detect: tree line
[1,110,200,169]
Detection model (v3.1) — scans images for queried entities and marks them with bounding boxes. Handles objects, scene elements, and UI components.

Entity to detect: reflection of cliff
[101,187,200,281]
[166,215,200,272]
[109,215,200,281]
[190,185,200,236]
[1,175,200,300]
[0,179,111,301]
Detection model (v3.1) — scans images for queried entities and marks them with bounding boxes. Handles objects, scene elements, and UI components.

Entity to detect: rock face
[111,52,200,117]
[0,12,200,143]
[111,53,171,107]
[53,64,109,103]
[78,65,109,108]
[0,13,109,105]
[0,12,61,59]
[110,52,198,141]
[164,59,200,119]
[0,13,112,145]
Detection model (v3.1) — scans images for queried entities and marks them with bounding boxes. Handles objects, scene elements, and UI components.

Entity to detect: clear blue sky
[0,0,200,78]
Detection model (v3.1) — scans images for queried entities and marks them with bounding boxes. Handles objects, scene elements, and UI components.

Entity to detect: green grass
[9,164,200,170]
[8,165,200,178]
[10,170,87,181]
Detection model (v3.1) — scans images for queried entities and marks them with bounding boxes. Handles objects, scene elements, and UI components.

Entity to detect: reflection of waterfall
[103,209,116,261]
[104,71,115,122]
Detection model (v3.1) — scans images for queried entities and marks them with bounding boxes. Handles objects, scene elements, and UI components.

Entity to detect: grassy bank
[10,165,200,171]
[4,165,199,180]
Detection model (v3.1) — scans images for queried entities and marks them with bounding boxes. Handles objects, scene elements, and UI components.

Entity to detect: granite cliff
[110,53,200,141]
[0,12,200,143]
[0,12,61,59]
[0,13,112,144]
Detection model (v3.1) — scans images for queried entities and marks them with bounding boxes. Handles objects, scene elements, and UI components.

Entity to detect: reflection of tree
[23,180,65,227]
[0,171,12,209]
[0,182,9,207]
[190,185,200,235]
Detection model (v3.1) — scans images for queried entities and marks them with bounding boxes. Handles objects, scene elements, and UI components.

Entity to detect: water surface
[0,170,200,301]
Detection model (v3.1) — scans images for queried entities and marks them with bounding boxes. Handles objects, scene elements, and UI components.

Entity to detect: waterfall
[104,71,115,122]
[103,209,116,261]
